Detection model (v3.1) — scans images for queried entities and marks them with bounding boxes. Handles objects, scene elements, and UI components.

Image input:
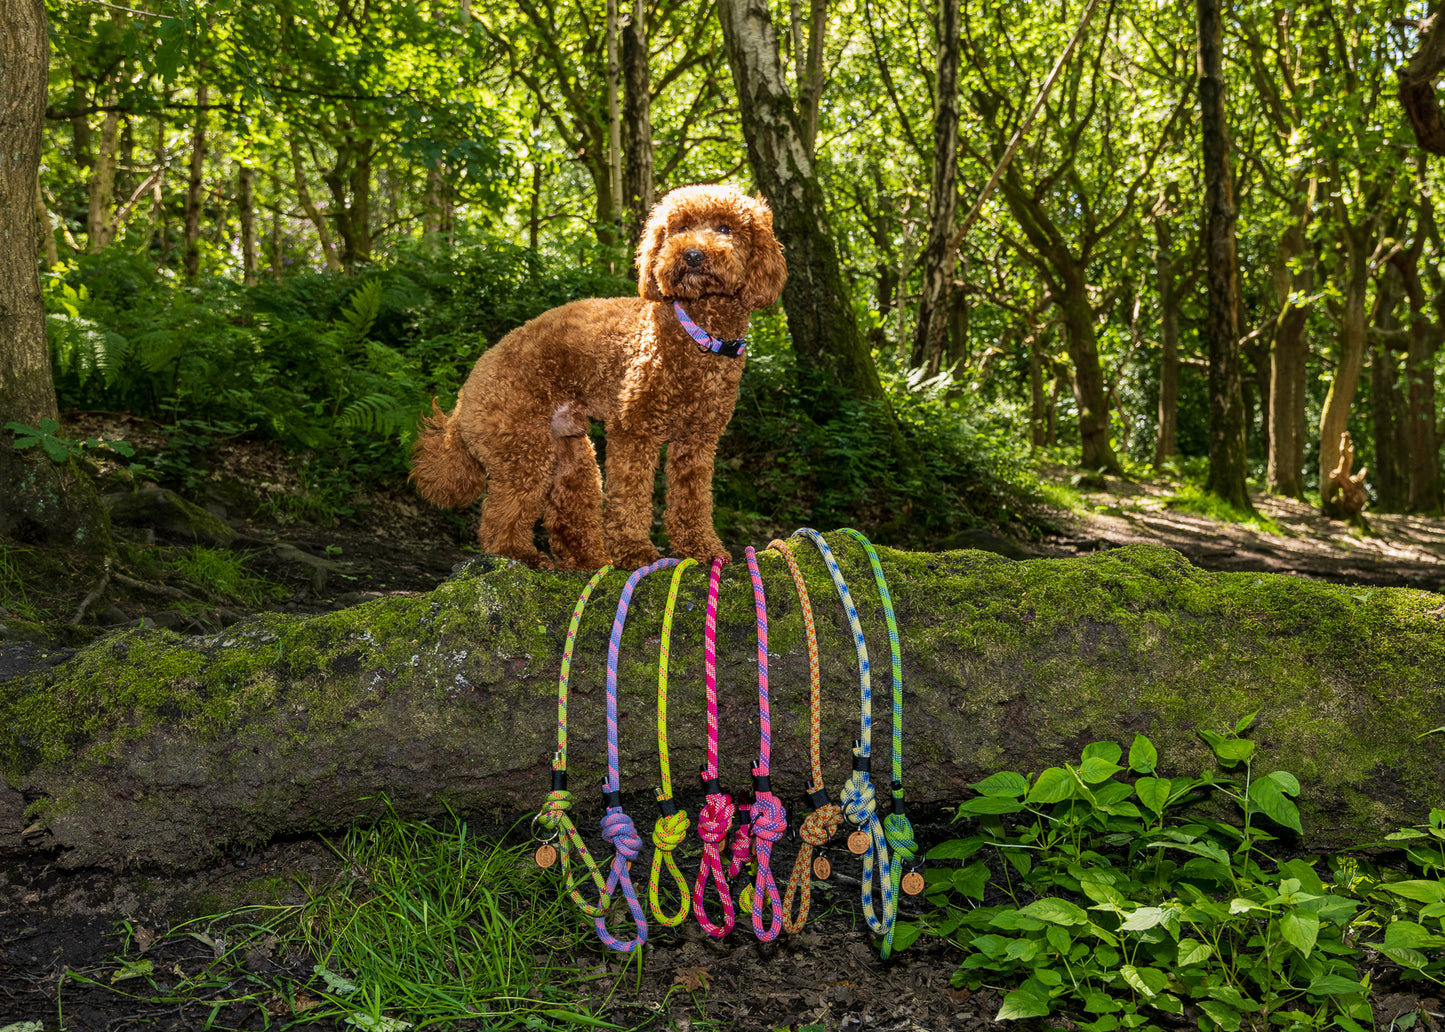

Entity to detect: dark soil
[4,434,1445,1031]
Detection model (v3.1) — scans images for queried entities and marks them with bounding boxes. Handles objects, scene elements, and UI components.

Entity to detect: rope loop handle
[648,557,697,927]
[536,566,614,919]
[766,537,844,934]
[840,528,916,958]
[692,558,736,937]
[742,545,786,941]
[593,557,680,953]
[792,529,896,939]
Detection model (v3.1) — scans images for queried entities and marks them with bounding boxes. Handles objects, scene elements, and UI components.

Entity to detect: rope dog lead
[792,529,895,940]
[648,557,697,927]
[533,566,614,919]
[692,558,736,937]
[736,545,786,941]
[768,536,843,934]
[839,528,918,959]
[595,557,681,953]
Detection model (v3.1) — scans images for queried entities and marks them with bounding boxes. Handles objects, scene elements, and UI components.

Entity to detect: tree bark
[717,0,891,413]
[290,139,344,273]
[1319,222,1372,517]
[1370,262,1409,512]
[1392,239,1445,514]
[1196,0,1251,511]
[1153,215,1179,468]
[620,0,654,248]
[34,171,58,269]
[238,165,258,286]
[0,0,108,548]
[1267,213,1312,499]
[3,544,1443,872]
[1398,6,1445,156]
[606,0,623,241]
[910,0,962,378]
[184,84,208,279]
[86,109,120,252]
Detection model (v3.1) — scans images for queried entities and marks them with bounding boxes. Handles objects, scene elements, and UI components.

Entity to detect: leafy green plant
[172,546,284,609]
[6,417,135,463]
[908,719,1386,1031]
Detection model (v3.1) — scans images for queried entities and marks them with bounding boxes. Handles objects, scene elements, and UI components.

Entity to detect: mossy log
[2,542,1443,871]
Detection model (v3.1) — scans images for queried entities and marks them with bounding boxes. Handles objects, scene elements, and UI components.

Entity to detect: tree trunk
[1319,224,1372,516]
[1398,6,1445,156]
[0,0,109,547]
[1268,214,1312,498]
[910,0,962,378]
[1391,239,1445,514]
[34,171,58,269]
[1370,262,1409,512]
[717,0,891,413]
[184,84,208,279]
[1058,262,1121,473]
[606,0,623,249]
[620,0,654,248]
[238,165,258,286]
[1153,217,1179,467]
[85,109,120,252]
[1196,0,1251,511]
[3,544,1443,872]
[290,139,344,273]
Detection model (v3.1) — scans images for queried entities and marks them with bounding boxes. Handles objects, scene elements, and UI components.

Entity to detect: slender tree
[620,0,655,245]
[1196,0,1251,510]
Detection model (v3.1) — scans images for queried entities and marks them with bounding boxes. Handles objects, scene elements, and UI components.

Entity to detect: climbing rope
[532,567,614,920]
[792,529,895,939]
[768,536,843,934]
[735,545,785,941]
[839,528,919,959]
[692,557,736,937]
[648,557,697,927]
[594,557,681,953]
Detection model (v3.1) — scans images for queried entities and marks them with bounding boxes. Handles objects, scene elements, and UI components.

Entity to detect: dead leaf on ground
[672,965,711,992]
[132,925,155,952]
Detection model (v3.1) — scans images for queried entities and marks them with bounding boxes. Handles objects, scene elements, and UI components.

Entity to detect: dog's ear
[742,196,787,310]
[635,205,669,301]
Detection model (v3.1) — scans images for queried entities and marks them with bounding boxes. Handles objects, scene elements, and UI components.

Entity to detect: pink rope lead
[742,545,786,941]
[692,558,736,937]
[595,556,681,953]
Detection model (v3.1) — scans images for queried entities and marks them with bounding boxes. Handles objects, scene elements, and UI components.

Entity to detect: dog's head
[636,185,787,310]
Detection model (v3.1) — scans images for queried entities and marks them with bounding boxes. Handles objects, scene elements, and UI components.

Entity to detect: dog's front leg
[663,434,730,563]
[602,431,663,569]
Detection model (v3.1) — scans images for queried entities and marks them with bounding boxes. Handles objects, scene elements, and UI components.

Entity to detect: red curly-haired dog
[410,184,787,570]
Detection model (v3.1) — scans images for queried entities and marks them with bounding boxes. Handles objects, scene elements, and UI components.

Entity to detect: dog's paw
[609,542,662,570]
[673,538,730,565]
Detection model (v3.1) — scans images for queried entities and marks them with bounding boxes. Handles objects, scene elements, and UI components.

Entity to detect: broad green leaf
[1134,776,1170,815]
[927,837,984,861]
[952,862,991,899]
[1198,1000,1242,1031]
[1384,920,1445,950]
[1200,730,1254,764]
[1127,734,1157,774]
[1278,857,1325,894]
[1078,1017,1120,1032]
[110,958,153,983]
[1026,767,1075,804]
[1083,991,1121,1014]
[1045,923,1072,955]
[1378,945,1429,969]
[1119,906,1167,931]
[996,980,1053,1021]
[1082,741,1123,765]
[1280,908,1319,957]
[1177,938,1212,966]
[1019,897,1089,926]
[1383,880,1445,903]
[1003,937,1041,962]
[1247,778,1303,834]
[958,795,1025,816]
[1262,770,1301,796]
[971,771,1029,798]
[888,920,923,953]
[1234,711,1258,734]
[1079,756,1123,785]
[1146,838,1229,864]
[1118,964,1163,998]
[1306,974,1368,996]
[990,909,1046,931]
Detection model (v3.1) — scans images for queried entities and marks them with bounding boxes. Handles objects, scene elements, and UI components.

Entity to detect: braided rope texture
[649,557,697,926]
[692,557,736,937]
[595,557,679,953]
[536,566,613,918]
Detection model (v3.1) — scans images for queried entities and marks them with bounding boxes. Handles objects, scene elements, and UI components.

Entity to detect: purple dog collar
[673,301,746,357]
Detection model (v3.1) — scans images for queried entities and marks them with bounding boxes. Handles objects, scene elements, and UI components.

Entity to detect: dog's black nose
[684,248,705,267]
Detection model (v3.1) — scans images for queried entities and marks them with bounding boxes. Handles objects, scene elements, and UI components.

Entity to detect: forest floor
[3,432,1445,1032]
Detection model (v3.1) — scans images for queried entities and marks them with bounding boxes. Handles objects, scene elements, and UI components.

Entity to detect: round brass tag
[534,843,558,869]
[812,855,832,880]
[901,871,926,896]
[847,831,870,855]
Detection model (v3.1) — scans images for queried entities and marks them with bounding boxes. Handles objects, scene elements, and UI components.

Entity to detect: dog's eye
[677,224,692,233]
[714,225,732,235]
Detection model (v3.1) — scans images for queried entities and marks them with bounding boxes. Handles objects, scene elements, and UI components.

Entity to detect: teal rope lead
[840,528,915,959]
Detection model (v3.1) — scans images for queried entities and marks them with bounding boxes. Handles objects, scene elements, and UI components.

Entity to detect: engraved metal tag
[813,855,832,880]
[534,843,558,868]
[901,871,926,896]
[847,831,869,855]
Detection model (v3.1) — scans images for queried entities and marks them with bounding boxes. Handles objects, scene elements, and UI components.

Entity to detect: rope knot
[750,792,787,846]
[537,788,572,830]
[651,810,690,851]
[801,803,843,847]
[884,812,918,862]
[696,793,735,843]
[600,809,643,862]
[841,772,878,827]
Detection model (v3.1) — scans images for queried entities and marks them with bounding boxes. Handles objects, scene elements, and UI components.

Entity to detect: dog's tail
[409,392,488,509]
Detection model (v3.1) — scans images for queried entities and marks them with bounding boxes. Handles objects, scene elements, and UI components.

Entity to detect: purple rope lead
[595,557,681,953]
[673,301,746,356]
[744,545,786,940]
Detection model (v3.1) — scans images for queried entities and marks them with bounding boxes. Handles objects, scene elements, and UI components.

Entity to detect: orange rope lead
[768,537,843,933]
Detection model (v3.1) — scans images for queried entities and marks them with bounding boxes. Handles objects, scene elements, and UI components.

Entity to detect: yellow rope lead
[648,557,697,926]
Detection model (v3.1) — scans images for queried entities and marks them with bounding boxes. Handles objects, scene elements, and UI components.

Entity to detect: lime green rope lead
[649,557,697,926]
[840,529,915,959]
[534,566,613,919]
